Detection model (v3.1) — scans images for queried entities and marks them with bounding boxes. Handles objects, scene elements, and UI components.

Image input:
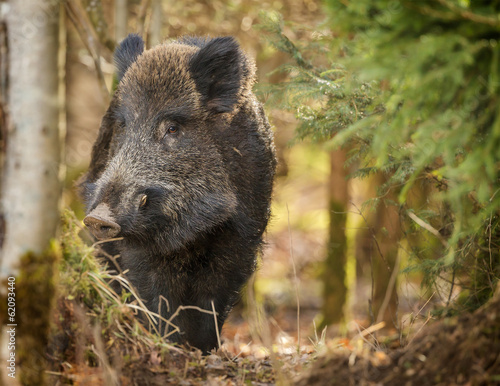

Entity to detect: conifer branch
[436,0,500,27]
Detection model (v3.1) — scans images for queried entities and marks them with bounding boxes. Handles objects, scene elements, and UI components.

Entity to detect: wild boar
[80,34,276,353]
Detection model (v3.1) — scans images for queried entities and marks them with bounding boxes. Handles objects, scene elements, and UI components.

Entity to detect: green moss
[17,241,60,386]
[59,209,101,302]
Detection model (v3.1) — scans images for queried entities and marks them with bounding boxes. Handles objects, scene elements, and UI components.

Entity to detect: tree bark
[371,185,400,327]
[1,0,61,271]
[115,0,127,42]
[1,1,61,385]
[355,173,400,329]
[321,149,349,326]
[149,0,162,46]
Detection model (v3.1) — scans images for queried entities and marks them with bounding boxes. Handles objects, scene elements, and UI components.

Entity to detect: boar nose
[83,203,121,240]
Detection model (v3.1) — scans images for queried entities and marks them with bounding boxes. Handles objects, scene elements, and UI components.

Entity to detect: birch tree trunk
[1,0,61,274]
[1,1,61,385]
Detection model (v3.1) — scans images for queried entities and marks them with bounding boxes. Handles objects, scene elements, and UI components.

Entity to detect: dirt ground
[42,282,500,385]
[297,285,500,386]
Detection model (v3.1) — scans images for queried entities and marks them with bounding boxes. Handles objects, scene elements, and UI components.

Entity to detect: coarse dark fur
[79,34,276,353]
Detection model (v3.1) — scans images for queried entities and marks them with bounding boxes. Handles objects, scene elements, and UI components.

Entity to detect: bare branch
[350,201,391,271]
[65,0,110,104]
[407,211,449,248]
[436,0,500,27]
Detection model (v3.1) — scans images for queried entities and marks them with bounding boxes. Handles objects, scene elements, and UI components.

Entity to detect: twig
[231,341,252,361]
[92,323,120,385]
[351,201,391,271]
[211,300,222,350]
[183,359,189,379]
[92,236,124,247]
[407,211,449,248]
[92,246,164,335]
[404,292,435,346]
[353,321,386,339]
[436,0,500,27]
[65,0,110,104]
[246,272,288,384]
[407,312,433,346]
[349,320,384,351]
[446,266,456,307]
[81,0,115,51]
[137,0,151,41]
[488,214,493,273]
[286,204,301,353]
[369,259,375,324]
[162,304,218,340]
[376,250,401,324]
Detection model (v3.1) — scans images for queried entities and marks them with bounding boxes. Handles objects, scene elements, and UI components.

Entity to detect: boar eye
[139,194,148,208]
[167,126,178,134]
[160,123,180,144]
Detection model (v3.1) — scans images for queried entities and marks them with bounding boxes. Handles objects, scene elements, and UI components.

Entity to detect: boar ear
[114,34,144,81]
[189,37,243,114]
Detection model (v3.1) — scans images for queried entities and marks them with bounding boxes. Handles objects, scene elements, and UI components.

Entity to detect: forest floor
[40,212,500,385]
[297,285,500,386]
[45,295,381,385]
[46,286,500,385]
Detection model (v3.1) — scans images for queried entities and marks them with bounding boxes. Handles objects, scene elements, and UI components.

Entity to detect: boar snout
[84,203,121,240]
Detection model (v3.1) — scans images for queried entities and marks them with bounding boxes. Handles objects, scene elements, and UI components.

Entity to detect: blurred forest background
[1,0,500,384]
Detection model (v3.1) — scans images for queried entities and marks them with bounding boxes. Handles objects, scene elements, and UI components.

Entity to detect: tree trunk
[1,1,61,384]
[321,149,349,326]
[149,0,162,46]
[371,182,400,328]
[2,0,61,269]
[115,0,127,42]
[354,173,400,330]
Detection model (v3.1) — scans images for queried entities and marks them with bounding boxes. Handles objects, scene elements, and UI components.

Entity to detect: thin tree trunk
[355,173,400,330]
[371,183,400,328]
[115,0,127,42]
[2,0,61,267]
[321,149,349,326]
[1,1,61,384]
[149,0,162,46]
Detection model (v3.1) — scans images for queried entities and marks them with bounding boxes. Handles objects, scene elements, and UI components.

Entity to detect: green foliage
[260,1,500,309]
[257,12,377,145]
[55,210,179,366]
[18,241,59,385]
[327,1,500,219]
[60,209,103,305]
[59,210,146,336]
